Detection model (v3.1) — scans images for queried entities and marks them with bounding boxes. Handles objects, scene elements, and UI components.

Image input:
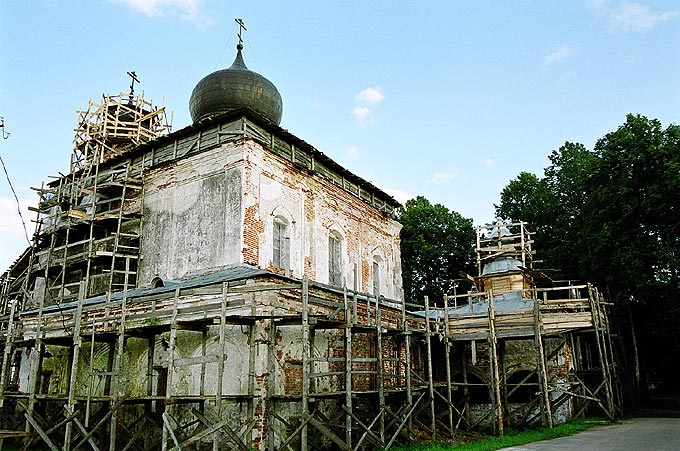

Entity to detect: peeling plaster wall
[138,137,402,301]
[244,140,404,300]
[139,143,245,283]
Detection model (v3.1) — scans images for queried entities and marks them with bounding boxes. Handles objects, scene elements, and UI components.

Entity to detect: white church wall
[138,143,245,283]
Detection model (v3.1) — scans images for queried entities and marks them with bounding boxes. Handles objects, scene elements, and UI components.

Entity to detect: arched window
[372,256,382,296]
[273,217,290,272]
[328,231,343,286]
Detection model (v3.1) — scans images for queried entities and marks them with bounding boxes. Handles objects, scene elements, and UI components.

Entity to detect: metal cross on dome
[235,18,247,46]
[127,71,140,97]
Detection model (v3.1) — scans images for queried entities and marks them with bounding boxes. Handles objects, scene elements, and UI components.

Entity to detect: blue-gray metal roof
[23,265,273,315]
[415,291,534,319]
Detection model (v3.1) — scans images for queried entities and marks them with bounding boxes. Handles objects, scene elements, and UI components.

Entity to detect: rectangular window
[328,235,342,286]
[372,261,380,296]
[273,220,289,271]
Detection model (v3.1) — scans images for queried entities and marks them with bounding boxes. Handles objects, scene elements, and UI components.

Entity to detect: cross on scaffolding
[235,18,247,47]
[127,71,140,97]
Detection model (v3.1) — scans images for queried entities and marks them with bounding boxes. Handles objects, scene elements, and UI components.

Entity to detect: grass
[0,418,610,451]
[390,418,610,451]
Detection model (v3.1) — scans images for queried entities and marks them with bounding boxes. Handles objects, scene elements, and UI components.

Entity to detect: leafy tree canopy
[495,114,680,390]
[496,115,680,302]
[398,196,476,305]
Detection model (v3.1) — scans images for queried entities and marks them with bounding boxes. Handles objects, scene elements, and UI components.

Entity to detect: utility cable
[0,117,70,332]
[0,152,31,245]
[215,21,237,70]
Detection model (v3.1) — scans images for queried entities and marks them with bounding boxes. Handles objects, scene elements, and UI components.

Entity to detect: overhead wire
[0,117,31,245]
[0,116,71,332]
[244,32,261,74]
[214,21,237,70]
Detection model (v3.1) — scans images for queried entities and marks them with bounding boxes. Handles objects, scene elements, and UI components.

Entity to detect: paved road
[500,417,680,451]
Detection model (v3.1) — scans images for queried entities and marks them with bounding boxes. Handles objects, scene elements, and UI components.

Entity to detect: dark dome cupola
[189,38,283,125]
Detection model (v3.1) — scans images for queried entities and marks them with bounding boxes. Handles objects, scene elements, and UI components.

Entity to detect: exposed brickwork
[243,155,264,265]
[303,185,316,280]
[547,338,572,380]
[244,138,402,298]
[351,332,376,391]
[284,358,303,394]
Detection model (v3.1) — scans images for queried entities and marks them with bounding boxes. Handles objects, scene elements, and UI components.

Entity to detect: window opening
[273,218,290,272]
[372,260,380,296]
[328,233,342,286]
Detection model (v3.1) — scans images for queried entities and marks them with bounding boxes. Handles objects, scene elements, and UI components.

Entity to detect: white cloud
[484,158,496,167]
[352,107,372,125]
[111,0,213,26]
[544,44,579,64]
[355,87,384,105]
[352,87,384,125]
[586,1,677,32]
[426,170,460,184]
[345,146,359,160]
[608,2,677,32]
[382,187,411,206]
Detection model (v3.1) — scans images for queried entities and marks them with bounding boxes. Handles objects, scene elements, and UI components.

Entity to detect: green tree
[588,115,680,298]
[496,172,549,227]
[496,143,598,280]
[398,196,476,305]
[495,114,680,393]
[495,171,559,268]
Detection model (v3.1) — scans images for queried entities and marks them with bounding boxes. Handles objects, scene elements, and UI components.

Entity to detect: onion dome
[189,44,283,125]
[482,256,522,276]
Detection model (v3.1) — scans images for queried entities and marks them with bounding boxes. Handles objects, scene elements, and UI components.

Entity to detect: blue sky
[1,0,678,270]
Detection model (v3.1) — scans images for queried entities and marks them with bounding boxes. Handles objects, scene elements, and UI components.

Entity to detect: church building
[0,26,619,451]
[0,33,420,451]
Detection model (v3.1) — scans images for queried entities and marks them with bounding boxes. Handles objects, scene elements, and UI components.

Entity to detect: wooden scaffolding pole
[376,296,385,443]
[144,332,156,448]
[25,197,58,438]
[81,153,102,301]
[600,290,618,415]
[399,277,413,438]
[487,291,504,436]
[443,295,454,435]
[216,282,228,415]
[161,287,181,451]
[0,299,17,408]
[343,285,352,449]
[589,285,615,419]
[301,276,310,451]
[85,311,97,427]
[534,291,553,428]
[266,309,277,451]
[64,281,86,451]
[246,293,257,444]
[424,296,436,439]
[109,264,130,451]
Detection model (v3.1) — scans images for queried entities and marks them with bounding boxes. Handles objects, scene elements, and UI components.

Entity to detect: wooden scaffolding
[432,283,619,435]
[0,264,447,451]
[0,91,170,449]
[0,103,620,449]
[425,222,620,435]
[71,92,171,173]
[0,256,620,451]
